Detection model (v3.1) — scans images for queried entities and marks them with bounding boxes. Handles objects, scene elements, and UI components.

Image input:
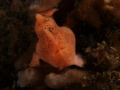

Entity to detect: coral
[69,0,104,28]
[29,9,84,69]
[17,68,44,87]
[110,29,120,58]
[0,0,35,88]
[91,41,120,70]
[105,0,120,20]
[86,71,120,90]
[29,0,62,12]
[44,69,88,89]
[68,0,120,28]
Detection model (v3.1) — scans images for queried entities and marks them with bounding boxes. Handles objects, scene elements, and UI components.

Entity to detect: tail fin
[74,54,84,67]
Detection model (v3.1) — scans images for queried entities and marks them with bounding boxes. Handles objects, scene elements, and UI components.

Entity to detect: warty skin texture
[29,10,84,70]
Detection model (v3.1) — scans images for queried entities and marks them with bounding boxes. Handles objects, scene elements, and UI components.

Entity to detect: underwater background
[0,0,120,90]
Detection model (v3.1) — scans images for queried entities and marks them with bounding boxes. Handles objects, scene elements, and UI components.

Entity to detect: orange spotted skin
[35,14,75,68]
[29,11,84,69]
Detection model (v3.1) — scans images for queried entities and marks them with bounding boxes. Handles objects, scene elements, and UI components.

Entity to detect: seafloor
[0,0,120,90]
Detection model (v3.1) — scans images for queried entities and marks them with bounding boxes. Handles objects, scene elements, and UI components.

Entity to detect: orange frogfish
[29,10,84,70]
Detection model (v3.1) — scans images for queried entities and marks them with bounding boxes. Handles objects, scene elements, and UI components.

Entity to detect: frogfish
[29,9,84,70]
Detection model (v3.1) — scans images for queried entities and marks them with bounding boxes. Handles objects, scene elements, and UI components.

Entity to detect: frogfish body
[29,10,84,69]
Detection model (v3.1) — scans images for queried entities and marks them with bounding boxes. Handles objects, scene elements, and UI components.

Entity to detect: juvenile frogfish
[29,10,84,70]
